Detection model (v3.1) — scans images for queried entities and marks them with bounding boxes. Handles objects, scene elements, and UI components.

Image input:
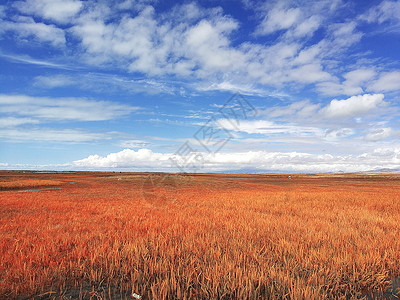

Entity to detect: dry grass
[0,172,400,299]
[0,179,64,190]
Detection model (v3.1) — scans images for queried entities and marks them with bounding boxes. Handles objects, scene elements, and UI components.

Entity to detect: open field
[1,171,400,299]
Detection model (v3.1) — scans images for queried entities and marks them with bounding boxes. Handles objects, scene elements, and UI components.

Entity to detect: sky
[0,0,399,173]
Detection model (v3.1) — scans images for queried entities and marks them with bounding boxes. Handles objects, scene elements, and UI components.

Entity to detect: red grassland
[1,171,400,299]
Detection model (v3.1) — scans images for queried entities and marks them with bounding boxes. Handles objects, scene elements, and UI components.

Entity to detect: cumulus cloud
[185,18,245,75]
[0,94,138,122]
[14,0,82,24]
[70,4,246,79]
[70,147,400,172]
[73,148,172,168]
[322,94,386,118]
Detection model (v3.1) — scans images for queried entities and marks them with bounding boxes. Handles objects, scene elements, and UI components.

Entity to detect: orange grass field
[1,171,400,299]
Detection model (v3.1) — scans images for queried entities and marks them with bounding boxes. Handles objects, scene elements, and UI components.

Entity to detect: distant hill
[366,168,400,173]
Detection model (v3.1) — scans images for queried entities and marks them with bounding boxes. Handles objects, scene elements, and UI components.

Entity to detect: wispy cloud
[368,71,400,92]
[0,94,139,122]
[0,128,110,143]
[360,0,400,28]
[119,139,150,148]
[33,73,181,95]
[0,52,71,69]
[0,117,39,127]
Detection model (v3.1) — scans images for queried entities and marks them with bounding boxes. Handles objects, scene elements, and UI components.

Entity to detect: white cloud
[291,15,321,38]
[322,94,386,118]
[185,18,245,75]
[117,0,157,11]
[196,81,273,97]
[325,21,363,52]
[0,128,109,142]
[345,69,376,84]
[70,147,400,172]
[14,0,82,24]
[1,1,370,93]
[72,6,170,73]
[256,3,301,35]
[257,94,393,146]
[0,5,5,18]
[217,119,323,137]
[66,2,339,89]
[119,139,149,148]
[324,128,355,141]
[288,63,332,83]
[214,117,363,145]
[68,3,249,81]
[0,94,138,122]
[267,100,320,118]
[0,1,395,97]
[360,1,400,25]
[33,73,179,95]
[0,117,39,127]
[317,68,376,96]
[73,148,171,168]
[34,74,75,88]
[264,93,392,126]
[254,0,343,40]
[365,128,393,141]
[0,53,70,69]
[0,16,65,47]
[317,81,361,97]
[368,71,400,92]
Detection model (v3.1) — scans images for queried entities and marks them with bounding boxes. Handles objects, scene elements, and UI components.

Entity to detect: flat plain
[1,171,400,299]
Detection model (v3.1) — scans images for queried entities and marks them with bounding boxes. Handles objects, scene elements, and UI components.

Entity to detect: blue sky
[0,0,399,172]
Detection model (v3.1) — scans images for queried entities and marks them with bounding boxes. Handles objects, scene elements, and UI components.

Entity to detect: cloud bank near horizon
[2,147,395,173]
